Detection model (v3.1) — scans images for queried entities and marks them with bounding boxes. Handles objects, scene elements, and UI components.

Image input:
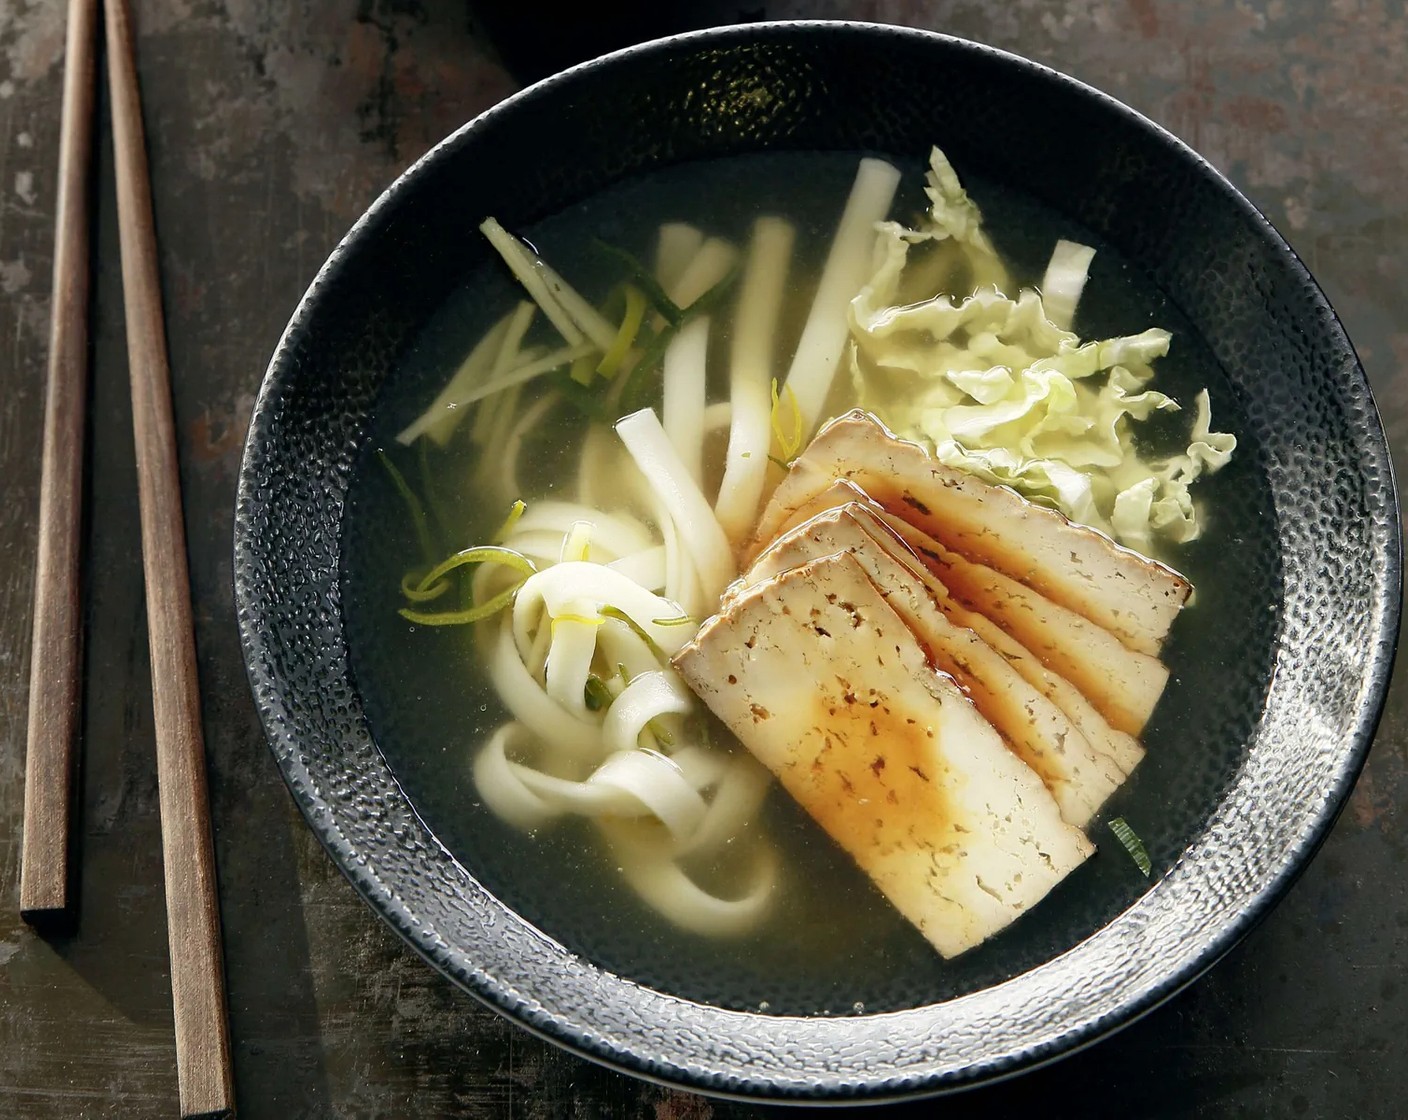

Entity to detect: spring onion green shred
[596,284,648,377]
[410,546,537,597]
[399,569,449,603]
[398,581,523,627]
[650,613,696,627]
[490,499,527,544]
[593,240,683,325]
[583,674,614,712]
[1107,817,1152,877]
[415,437,457,543]
[619,267,740,414]
[377,450,436,563]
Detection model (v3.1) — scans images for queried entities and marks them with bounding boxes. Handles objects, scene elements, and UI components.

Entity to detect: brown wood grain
[104,0,236,1115]
[18,0,99,922]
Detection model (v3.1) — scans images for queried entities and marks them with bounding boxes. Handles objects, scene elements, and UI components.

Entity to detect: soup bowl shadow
[234,20,1400,1102]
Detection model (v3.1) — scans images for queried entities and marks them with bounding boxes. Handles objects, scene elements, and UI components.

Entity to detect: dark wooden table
[2,2,1405,1116]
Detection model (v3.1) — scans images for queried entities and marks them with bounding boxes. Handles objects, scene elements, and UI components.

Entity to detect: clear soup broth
[342,150,1277,1014]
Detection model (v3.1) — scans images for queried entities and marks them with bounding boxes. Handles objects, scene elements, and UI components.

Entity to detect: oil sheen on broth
[341,150,1269,1014]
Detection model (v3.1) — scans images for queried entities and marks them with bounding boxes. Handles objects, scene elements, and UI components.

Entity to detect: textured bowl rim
[234,19,1402,1102]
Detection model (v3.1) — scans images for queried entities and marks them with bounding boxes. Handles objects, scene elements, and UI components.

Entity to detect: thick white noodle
[615,409,735,609]
[595,617,668,682]
[607,546,667,591]
[666,236,738,310]
[667,744,731,791]
[715,217,796,541]
[588,750,708,840]
[602,819,779,938]
[648,487,693,617]
[395,310,514,446]
[472,724,556,830]
[655,221,704,292]
[782,157,902,438]
[512,502,654,557]
[498,530,588,566]
[602,670,693,754]
[472,553,780,934]
[703,400,732,433]
[661,315,711,486]
[674,752,772,858]
[511,562,692,660]
[544,608,601,716]
[474,730,712,840]
[484,615,600,757]
[524,610,553,680]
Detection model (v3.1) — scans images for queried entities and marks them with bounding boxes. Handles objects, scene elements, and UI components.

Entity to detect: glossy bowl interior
[234,21,1400,1101]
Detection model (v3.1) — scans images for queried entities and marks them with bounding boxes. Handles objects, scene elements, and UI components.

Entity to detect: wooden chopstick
[104,0,236,1115]
[19,0,100,925]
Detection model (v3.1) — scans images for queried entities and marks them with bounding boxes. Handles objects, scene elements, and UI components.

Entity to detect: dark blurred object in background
[468,2,769,84]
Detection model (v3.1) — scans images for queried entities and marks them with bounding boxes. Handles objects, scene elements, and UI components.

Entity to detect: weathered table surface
[2,2,1405,1116]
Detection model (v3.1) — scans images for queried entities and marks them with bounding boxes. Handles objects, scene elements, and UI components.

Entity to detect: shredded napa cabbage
[847,146,1236,550]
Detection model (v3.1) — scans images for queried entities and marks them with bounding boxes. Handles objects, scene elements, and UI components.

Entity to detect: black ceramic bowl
[234,21,1400,1101]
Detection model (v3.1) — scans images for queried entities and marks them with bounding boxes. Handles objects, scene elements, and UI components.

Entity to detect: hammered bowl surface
[234,21,1400,1100]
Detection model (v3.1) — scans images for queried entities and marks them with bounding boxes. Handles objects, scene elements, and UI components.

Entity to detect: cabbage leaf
[847,146,1236,550]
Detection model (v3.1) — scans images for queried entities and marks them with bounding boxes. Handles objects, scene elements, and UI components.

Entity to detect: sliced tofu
[673,552,1093,959]
[933,597,1146,778]
[748,410,1190,657]
[732,505,1129,826]
[889,524,1168,739]
[764,476,1168,737]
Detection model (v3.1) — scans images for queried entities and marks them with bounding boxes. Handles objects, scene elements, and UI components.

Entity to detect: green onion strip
[596,285,648,378]
[1107,817,1152,877]
[377,450,436,565]
[619,266,739,415]
[593,240,684,325]
[415,546,535,594]
[491,499,528,544]
[398,546,537,627]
